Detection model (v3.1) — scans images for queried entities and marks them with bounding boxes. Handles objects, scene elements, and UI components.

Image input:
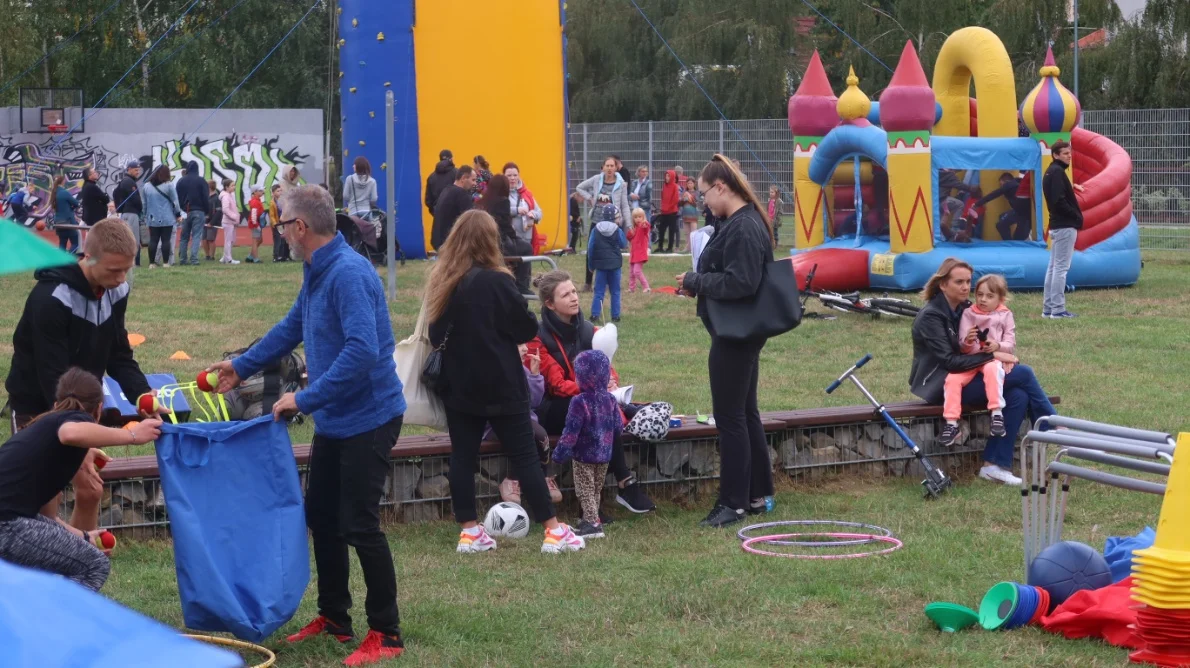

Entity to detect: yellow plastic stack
[1129,433,1190,666]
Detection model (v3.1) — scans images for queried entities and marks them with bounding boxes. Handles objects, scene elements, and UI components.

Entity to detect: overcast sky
[1113,0,1146,20]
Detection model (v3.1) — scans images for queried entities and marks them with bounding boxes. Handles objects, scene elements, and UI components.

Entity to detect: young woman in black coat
[478,174,532,295]
[426,210,585,554]
[676,154,776,528]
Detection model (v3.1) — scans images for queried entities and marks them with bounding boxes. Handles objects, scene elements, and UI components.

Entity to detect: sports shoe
[545,476,562,504]
[343,630,404,666]
[541,524,585,553]
[936,423,962,447]
[1048,311,1078,319]
[499,478,521,504]
[615,480,655,514]
[1042,311,1051,318]
[745,498,768,516]
[456,527,497,553]
[700,504,745,528]
[574,519,605,539]
[286,615,354,644]
[990,413,1006,437]
[978,464,1023,486]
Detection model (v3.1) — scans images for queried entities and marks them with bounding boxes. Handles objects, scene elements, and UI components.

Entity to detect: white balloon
[591,322,618,363]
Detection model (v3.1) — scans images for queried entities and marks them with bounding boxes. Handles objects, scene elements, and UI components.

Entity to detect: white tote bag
[393,298,447,431]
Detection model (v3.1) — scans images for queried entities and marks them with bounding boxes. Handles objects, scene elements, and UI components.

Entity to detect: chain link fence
[567,110,1190,250]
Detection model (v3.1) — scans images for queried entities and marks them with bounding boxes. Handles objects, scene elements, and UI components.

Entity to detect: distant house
[1078,28,1109,50]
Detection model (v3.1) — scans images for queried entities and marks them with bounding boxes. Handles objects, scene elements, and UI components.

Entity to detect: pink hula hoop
[741,533,903,559]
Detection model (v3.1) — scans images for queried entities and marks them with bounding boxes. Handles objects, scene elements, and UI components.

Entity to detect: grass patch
[1,246,1187,666]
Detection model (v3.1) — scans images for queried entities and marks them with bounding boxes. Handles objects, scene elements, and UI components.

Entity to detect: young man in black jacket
[175,161,211,266]
[423,149,456,215]
[1041,140,1084,319]
[5,219,157,531]
[430,166,476,250]
[974,172,1034,241]
[111,160,144,266]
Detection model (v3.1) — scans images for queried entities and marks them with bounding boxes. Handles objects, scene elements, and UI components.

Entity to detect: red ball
[137,393,159,414]
[196,371,218,393]
[96,531,116,551]
[34,220,46,231]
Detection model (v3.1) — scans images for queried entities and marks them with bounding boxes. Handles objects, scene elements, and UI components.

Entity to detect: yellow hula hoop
[181,634,276,668]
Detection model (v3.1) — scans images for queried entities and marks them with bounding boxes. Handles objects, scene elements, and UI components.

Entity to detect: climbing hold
[349,87,357,93]
[338,71,344,78]
[343,149,349,157]
[380,163,387,171]
[377,32,385,42]
[335,6,341,15]
[338,38,345,48]
[384,81,391,87]
[358,140,365,147]
[369,111,375,118]
[351,18,358,27]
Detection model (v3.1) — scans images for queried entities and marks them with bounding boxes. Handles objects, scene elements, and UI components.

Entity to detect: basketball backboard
[20,88,84,134]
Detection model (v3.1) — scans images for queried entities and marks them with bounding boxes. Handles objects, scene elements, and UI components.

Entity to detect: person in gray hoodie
[575,157,633,231]
[343,156,378,218]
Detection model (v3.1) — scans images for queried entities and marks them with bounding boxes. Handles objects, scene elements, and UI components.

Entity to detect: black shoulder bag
[421,322,452,395]
[706,257,803,342]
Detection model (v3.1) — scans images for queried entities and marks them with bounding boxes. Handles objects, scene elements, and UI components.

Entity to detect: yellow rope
[181,634,276,668]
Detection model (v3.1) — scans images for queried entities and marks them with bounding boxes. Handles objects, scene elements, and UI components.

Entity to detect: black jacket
[428,268,539,416]
[207,194,223,227]
[5,263,150,415]
[682,203,773,335]
[1043,158,1083,230]
[975,178,1032,218]
[908,293,995,404]
[430,183,473,250]
[176,161,211,215]
[79,181,110,225]
[112,173,142,216]
[424,159,456,211]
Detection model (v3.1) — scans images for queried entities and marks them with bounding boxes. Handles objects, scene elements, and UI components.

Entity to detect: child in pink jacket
[218,179,241,265]
[625,208,651,293]
[938,274,1016,446]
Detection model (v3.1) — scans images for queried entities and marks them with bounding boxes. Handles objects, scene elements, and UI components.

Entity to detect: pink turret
[879,41,936,132]
[788,51,839,137]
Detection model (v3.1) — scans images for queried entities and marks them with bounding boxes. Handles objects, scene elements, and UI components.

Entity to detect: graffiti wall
[0,107,323,218]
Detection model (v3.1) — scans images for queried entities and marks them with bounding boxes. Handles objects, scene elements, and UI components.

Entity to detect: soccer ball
[483,502,530,538]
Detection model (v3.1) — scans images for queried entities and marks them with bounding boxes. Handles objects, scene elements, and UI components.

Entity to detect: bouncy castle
[788,28,1140,291]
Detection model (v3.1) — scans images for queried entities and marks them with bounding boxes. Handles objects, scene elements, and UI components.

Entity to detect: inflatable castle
[788,28,1140,291]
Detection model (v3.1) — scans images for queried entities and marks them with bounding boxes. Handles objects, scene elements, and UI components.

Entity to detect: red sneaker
[286,615,354,644]
[343,630,404,666]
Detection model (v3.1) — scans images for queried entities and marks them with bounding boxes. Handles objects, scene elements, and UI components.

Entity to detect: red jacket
[661,170,680,214]
[526,331,619,399]
[626,220,651,264]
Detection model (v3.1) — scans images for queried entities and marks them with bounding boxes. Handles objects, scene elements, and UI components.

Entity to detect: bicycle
[800,264,920,319]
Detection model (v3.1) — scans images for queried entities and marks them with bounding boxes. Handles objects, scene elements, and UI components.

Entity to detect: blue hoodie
[231,233,406,438]
[175,161,211,216]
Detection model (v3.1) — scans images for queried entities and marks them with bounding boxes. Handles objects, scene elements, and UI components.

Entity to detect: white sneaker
[228,259,240,265]
[541,524,585,554]
[456,527,497,553]
[979,464,1023,486]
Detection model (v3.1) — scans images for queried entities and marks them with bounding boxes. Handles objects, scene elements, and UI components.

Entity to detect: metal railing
[567,110,1190,250]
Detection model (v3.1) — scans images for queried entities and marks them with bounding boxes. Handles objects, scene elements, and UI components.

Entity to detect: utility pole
[1072,0,1080,99]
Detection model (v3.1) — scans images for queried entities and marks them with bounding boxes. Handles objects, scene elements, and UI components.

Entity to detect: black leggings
[655,213,679,252]
[148,226,172,265]
[542,396,633,484]
[708,336,773,510]
[447,408,555,523]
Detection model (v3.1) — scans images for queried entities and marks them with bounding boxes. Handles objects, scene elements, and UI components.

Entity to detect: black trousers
[655,213,679,252]
[542,396,633,484]
[996,210,1033,241]
[306,416,403,634]
[148,226,172,265]
[446,408,555,523]
[272,227,290,261]
[708,336,773,510]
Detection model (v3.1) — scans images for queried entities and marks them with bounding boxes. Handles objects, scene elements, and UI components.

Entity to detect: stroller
[336,209,404,266]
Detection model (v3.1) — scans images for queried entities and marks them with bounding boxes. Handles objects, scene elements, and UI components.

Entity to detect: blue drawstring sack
[157,416,310,642]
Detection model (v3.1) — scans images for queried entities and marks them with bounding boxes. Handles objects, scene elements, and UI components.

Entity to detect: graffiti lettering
[0,135,116,219]
[152,134,309,209]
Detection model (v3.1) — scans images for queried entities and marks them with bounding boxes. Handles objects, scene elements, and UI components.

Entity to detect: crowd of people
[0,142,1091,665]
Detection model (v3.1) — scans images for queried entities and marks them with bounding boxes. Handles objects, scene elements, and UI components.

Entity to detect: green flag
[0,221,79,276]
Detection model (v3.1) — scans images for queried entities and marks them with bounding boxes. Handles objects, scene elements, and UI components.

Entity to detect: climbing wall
[338,0,425,258]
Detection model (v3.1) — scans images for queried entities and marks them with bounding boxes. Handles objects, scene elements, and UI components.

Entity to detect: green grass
[1,246,1188,666]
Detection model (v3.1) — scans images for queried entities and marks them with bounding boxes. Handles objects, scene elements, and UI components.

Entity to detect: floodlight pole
[385,90,397,302]
[1072,0,1080,99]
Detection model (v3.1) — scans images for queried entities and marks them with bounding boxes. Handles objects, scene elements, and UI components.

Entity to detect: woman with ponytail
[0,368,161,591]
[676,154,776,528]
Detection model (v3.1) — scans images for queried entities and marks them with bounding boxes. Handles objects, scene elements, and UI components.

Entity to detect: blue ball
[1027,541,1113,611]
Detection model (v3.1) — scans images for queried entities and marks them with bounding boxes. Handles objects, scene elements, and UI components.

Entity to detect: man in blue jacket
[175,161,211,266]
[207,185,407,666]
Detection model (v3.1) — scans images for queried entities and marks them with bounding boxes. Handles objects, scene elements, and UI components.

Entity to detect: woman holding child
[427,210,584,555]
[909,258,1058,486]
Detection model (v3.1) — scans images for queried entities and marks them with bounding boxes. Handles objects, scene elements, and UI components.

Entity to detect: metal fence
[567,109,1190,250]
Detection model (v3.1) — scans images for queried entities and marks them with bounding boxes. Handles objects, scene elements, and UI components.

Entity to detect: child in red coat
[625,208,651,293]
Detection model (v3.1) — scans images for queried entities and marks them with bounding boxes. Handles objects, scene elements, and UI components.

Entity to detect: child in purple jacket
[552,350,621,539]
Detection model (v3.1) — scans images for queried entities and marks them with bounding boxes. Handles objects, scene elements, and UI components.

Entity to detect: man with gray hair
[206,185,408,665]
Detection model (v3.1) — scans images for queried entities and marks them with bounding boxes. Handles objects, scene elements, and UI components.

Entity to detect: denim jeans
[120,213,142,265]
[179,211,206,263]
[591,268,622,320]
[960,363,1056,469]
[1043,227,1077,313]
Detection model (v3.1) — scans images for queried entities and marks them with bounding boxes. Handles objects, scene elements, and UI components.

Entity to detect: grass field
[1,245,1188,667]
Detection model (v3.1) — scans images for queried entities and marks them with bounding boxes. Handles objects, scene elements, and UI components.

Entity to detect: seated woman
[525,270,656,516]
[909,258,1057,486]
[0,368,161,591]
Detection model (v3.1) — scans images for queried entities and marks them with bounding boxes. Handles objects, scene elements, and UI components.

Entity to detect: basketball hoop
[47,124,67,139]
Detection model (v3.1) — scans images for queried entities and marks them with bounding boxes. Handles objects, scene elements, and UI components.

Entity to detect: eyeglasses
[699,182,722,198]
[275,217,302,231]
